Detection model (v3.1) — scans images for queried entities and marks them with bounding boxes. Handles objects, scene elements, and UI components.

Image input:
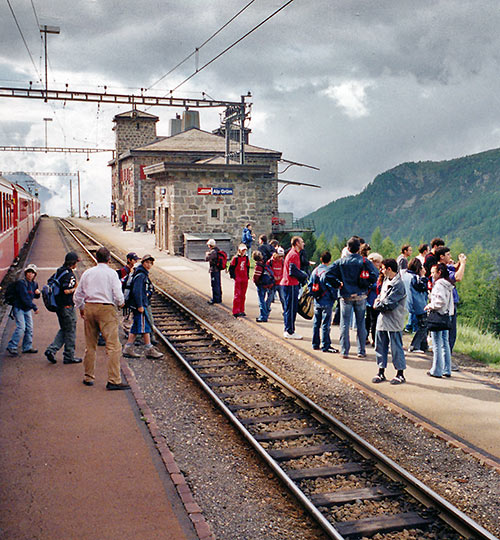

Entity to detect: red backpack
[216,250,228,271]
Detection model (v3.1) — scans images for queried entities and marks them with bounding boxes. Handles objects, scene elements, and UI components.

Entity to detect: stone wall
[154,168,277,256]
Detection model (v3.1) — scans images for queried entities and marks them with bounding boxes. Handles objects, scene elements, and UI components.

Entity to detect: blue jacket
[241,227,253,248]
[130,264,153,310]
[308,264,339,306]
[327,253,378,298]
[407,271,428,315]
[14,278,39,312]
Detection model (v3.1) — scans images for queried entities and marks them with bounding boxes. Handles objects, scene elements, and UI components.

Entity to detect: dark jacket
[257,242,274,262]
[55,265,77,308]
[130,264,153,310]
[14,278,40,312]
[327,253,378,297]
[205,247,220,273]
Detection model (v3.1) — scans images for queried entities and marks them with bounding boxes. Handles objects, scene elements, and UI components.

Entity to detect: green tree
[329,234,343,260]
[456,245,498,332]
[370,227,383,253]
[313,232,328,263]
[380,236,397,258]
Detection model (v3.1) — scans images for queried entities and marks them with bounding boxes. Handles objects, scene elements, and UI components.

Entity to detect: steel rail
[59,218,499,540]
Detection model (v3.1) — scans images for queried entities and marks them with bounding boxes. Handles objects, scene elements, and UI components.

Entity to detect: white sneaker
[145,345,163,359]
[284,332,302,340]
[123,344,141,358]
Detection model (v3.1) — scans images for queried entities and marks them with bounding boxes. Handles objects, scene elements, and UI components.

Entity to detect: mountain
[4,173,55,212]
[304,148,500,249]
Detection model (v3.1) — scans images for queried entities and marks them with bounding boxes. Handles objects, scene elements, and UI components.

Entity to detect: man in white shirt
[74,246,129,390]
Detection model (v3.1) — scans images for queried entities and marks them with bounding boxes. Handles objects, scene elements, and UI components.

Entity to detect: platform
[74,217,500,464]
[0,218,197,540]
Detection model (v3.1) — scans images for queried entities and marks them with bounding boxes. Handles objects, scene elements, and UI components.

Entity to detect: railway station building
[110,109,282,256]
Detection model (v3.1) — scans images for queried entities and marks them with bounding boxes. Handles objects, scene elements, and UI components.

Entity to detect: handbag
[297,285,314,320]
[426,310,452,331]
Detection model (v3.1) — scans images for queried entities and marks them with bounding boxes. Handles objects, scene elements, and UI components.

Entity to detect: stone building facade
[148,159,276,255]
[109,110,282,243]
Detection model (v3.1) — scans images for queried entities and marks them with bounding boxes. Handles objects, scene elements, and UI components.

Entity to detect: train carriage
[0,176,40,283]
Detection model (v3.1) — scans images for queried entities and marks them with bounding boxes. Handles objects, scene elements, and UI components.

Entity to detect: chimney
[169,114,182,136]
[181,110,200,131]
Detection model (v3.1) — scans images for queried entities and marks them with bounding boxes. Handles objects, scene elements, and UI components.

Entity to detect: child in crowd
[229,244,250,318]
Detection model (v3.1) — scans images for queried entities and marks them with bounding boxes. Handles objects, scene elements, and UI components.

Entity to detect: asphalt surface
[0,218,196,540]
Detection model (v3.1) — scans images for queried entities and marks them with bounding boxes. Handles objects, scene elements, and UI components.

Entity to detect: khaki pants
[83,303,122,384]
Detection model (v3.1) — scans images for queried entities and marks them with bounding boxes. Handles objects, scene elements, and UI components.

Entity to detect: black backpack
[4,281,18,306]
[259,262,275,288]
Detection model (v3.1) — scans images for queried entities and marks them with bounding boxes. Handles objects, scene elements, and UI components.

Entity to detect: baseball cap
[64,252,80,265]
[24,263,38,275]
[207,239,216,247]
[126,252,140,261]
[277,247,285,255]
[141,254,155,263]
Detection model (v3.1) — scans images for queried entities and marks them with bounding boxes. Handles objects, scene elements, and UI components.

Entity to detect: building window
[207,205,223,225]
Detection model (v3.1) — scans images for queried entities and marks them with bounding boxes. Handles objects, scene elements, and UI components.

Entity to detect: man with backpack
[122,255,163,359]
[308,252,340,353]
[252,250,275,322]
[45,252,82,365]
[326,236,378,358]
[205,239,225,304]
[117,252,140,287]
[6,264,40,356]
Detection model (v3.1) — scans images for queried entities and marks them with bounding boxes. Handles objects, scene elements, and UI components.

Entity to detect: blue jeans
[375,331,406,370]
[283,285,299,334]
[257,286,271,321]
[339,297,367,355]
[405,312,418,332]
[210,271,222,303]
[8,308,34,352]
[430,330,451,376]
[312,302,333,350]
[46,307,77,362]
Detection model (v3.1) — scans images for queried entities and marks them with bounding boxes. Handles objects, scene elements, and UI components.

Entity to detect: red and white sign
[197,187,212,195]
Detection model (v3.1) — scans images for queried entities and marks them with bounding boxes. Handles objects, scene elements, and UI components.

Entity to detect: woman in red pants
[229,244,250,318]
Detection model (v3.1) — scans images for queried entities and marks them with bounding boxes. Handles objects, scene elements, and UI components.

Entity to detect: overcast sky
[2,0,500,217]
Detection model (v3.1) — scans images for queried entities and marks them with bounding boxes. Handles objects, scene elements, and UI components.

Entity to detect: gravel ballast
[73,229,500,540]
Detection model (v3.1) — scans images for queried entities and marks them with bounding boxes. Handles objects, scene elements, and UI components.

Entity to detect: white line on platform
[160,265,194,272]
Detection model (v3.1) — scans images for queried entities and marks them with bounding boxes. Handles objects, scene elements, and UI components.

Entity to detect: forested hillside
[305,148,500,249]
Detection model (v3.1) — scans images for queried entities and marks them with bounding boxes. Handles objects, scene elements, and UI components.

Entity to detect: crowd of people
[5,222,466,390]
[5,247,164,391]
[205,226,467,386]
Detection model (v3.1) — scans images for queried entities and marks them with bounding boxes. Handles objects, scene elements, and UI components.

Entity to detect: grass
[454,323,500,365]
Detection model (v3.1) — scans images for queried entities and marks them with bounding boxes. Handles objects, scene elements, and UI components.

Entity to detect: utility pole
[69,177,74,217]
[43,117,52,150]
[39,25,60,102]
[77,171,81,218]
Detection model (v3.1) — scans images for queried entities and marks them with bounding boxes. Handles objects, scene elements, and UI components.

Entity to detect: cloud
[322,80,373,118]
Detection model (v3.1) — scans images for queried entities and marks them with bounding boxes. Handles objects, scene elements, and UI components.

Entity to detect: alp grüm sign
[197,187,233,196]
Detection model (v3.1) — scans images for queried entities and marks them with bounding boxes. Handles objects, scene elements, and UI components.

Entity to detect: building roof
[113,109,159,121]
[133,127,281,156]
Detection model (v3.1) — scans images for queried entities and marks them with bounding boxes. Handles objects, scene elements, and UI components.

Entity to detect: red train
[0,175,41,283]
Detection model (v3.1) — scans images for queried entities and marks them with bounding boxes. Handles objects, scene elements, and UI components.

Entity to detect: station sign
[197,187,233,195]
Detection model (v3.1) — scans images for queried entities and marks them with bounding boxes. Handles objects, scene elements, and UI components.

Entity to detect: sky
[2,0,500,218]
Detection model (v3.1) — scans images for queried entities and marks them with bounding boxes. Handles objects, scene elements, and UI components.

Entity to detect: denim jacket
[326,253,378,298]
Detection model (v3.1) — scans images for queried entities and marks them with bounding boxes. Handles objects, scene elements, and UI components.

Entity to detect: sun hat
[24,263,38,275]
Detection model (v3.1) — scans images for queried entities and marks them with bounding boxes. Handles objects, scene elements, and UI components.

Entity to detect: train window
[0,194,3,232]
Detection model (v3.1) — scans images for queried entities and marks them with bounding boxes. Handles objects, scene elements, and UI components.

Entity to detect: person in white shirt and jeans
[74,246,129,390]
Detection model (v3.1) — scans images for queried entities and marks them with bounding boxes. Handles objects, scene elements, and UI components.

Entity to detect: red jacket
[270,255,284,284]
[280,248,300,286]
[230,255,249,281]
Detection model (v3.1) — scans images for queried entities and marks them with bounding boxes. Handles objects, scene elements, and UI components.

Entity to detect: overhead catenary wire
[146,0,257,92]
[170,0,296,94]
[6,0,42,83]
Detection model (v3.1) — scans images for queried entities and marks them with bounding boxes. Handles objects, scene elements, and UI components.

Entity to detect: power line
[6,0,42,83]
[146,0,257,92]
[170,0,296,94]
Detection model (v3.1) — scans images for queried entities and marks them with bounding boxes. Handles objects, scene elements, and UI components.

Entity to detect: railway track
[59,218,498,540]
